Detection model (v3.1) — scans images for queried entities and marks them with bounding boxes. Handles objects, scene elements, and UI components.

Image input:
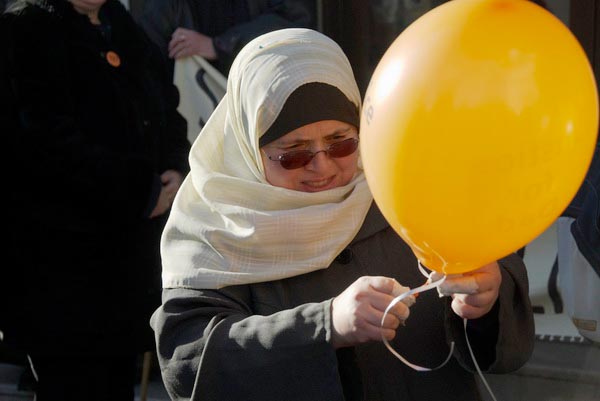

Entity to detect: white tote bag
[174,56,227,144]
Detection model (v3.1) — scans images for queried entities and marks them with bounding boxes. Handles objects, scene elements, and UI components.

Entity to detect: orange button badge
[106,51,121,67]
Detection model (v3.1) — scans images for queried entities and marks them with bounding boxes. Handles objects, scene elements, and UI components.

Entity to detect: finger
[465,262,501,292]
[171,27,186,39]
[168,32,187,53]
[161,169,179,180]
[439,274,479,295]
[374,311,401,330]
[377,308,402,329]
[172,46,192,60]
[451,298,488,319]
[380,327,397,341]
[368,291,410,320]
[162,177,179,188]
[359,303,404,330]
[453,290,497,309]
[168,36,180,52]
[163,186,178,196]
[168,39,176,53]
[391,280,416,307]
[365,276,398,294]
[361,319,398,342]
[451,293,498,319]
[169,41,187,58]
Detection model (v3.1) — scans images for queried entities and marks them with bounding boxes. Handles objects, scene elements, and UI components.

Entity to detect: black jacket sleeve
[152,287,345,401]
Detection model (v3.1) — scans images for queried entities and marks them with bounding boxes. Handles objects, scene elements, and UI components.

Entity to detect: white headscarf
[161,28,373,289]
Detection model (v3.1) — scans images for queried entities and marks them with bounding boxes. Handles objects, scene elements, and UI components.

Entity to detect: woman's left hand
[168,28,217,60]
[438,262,502,320]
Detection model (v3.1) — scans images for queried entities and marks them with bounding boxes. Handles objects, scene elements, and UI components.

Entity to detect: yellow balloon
[360,0,598,275]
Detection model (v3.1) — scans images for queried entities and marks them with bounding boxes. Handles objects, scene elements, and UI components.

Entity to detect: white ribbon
[381,261,498,401]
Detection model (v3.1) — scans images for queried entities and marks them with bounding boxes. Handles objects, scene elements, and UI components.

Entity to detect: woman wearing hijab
[151,28,534,401]
[1,0,189,399]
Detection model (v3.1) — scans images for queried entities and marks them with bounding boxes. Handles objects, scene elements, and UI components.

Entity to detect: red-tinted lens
[279,150,314,169]
[276,138,359,170]
[327,138,359,158]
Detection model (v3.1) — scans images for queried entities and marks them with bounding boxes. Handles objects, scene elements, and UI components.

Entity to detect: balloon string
[417,260,431,277]
[463,318,498,401]
[383,261,498,401]
[381,272,455,371]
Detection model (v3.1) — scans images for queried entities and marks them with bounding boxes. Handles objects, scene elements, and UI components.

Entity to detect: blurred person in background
[0,0,190,399]
[138,0,315,78]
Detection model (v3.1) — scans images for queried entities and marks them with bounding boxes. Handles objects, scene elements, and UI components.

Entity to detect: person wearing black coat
[138,0,315,77]
[0,0,190,399]
[149,28,535,401]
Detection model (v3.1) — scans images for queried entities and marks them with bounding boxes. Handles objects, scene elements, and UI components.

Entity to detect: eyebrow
[276,127,356,146]
[325,127,355,138]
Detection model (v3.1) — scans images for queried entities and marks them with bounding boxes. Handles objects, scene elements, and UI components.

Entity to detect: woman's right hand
[149,170,183,218]
[331,276,414,348]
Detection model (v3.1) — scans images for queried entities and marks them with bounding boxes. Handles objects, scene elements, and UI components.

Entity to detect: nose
[306,148,333,170]
[312,149,328,158]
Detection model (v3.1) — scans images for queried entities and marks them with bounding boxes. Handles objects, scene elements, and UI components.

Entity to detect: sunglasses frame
[266,137,359,170]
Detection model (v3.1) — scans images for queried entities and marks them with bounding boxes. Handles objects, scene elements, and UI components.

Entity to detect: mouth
[302,176,336,192]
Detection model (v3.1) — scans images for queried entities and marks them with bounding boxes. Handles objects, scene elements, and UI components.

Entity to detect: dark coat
[151,203,535,401]
[565,136,600,275]
[138,0,314,75]
[1,0,190,356]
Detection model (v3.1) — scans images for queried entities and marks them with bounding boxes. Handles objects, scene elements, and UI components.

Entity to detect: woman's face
[261,120,359,192]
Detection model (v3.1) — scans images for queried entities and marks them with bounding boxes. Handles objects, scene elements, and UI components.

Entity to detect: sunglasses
[266,137,359,170]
